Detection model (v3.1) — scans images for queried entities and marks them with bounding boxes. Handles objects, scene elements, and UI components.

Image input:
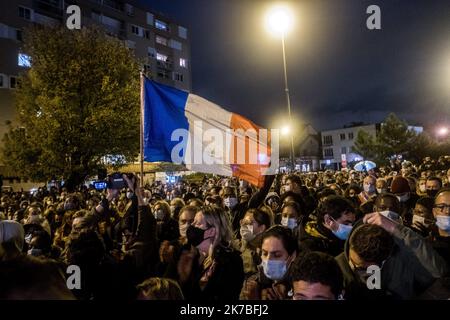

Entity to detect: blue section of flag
[143,78,189,162]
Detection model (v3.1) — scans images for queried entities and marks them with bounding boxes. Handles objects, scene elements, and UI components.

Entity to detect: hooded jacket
[298,219,346,257]
[336,220,447,300]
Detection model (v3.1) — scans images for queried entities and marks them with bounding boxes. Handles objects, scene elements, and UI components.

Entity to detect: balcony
[33,0,63,17]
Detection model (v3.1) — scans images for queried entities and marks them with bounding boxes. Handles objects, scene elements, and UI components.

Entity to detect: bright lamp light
[266,5,294,36]
[437,127,449,136]
[281,125,290,135]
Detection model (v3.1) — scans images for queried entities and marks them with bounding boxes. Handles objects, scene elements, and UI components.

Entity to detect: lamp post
[266,6,296,171]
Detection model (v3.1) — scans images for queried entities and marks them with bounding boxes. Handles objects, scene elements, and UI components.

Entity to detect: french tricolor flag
[142,77,277,187]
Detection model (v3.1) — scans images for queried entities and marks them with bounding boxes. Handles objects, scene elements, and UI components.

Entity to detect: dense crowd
[1,156,450,300]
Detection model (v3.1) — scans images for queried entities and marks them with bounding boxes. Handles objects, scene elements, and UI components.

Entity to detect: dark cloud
[143,0,450,131]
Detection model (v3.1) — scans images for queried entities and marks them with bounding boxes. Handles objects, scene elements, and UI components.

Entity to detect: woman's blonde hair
[200,205,235,254]
[137,277,184,300]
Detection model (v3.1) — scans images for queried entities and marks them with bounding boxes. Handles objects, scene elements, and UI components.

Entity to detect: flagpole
[139,71,145,188]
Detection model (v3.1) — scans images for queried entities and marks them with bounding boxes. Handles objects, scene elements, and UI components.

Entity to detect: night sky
[142,0,449,132]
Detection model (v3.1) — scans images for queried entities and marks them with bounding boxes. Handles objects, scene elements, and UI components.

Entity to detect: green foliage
[1,26,140,189]
[353,113,448,165]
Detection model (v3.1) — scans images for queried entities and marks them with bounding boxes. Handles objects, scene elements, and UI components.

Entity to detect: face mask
[179,223,189,238]
[186,225,206,247]
[412,215,431,227]
[64,202,75,211]
[379,210,400,221]
[396,194,410,203]
[364,184,376,194]
[261,259,287,281]
[332,222,353,240]
[284,185,292,192]
[126,192,134,199]
[376,188,387,194]
[154,209,165,221]
[27,248,42,256]
[427,189,439,198]
[240,224,255,242]
[419,185,427,193]
[223,197,238,209]
[435,215,450,232]
[281,217,297,230]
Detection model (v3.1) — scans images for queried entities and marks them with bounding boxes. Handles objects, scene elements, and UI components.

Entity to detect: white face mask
[223,197,238,209]
[436,215,450,232]
[154,209,165,221]
[281,217,297,230]
[379,210,400,222]
[240,224,255,242]
[396,193,410,203]
[412,214,431,228]
[364,184,376,194]
[419,185,427,193]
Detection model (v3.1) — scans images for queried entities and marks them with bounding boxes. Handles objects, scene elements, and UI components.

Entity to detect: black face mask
[427,189,439,198]
[186,225,205,247]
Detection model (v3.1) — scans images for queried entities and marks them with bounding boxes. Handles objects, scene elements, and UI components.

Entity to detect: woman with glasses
[431,189,450,272]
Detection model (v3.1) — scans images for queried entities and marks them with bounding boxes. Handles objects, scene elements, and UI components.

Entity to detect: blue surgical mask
[436,215,450,232]
[261,259,287,280]
[332,221,353,240]
[281,217,297,230]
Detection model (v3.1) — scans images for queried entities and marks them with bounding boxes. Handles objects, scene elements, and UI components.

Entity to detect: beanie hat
[390,176,411,194]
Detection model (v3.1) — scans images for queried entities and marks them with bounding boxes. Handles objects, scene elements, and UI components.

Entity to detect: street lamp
[266,5,295,171]
[281,125,290,136]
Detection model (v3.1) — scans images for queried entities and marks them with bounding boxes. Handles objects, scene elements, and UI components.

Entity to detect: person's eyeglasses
[433,204,450,212]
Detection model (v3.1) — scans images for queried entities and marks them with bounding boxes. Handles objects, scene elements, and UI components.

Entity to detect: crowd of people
[1,156,450,300]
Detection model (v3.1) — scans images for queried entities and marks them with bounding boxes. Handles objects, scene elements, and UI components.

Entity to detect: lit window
[169,39,182,50]
[156,35,168,46]
[146,12,154,25]
[155,19,168,31]
[156,53,168,62]
[178,26,187,39]
[179,58,187,68]
[18,53,31,67]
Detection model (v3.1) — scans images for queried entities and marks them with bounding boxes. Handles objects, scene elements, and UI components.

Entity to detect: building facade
[0,0,191,150]
[320,124,379,170]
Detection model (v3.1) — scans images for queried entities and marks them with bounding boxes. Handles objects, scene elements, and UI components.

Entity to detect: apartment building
[0,0,191,148]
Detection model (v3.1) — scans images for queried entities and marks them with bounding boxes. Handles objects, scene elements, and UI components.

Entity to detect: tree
[1,26,140,190]
[353,129,381,163]
[353,113,431,166]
